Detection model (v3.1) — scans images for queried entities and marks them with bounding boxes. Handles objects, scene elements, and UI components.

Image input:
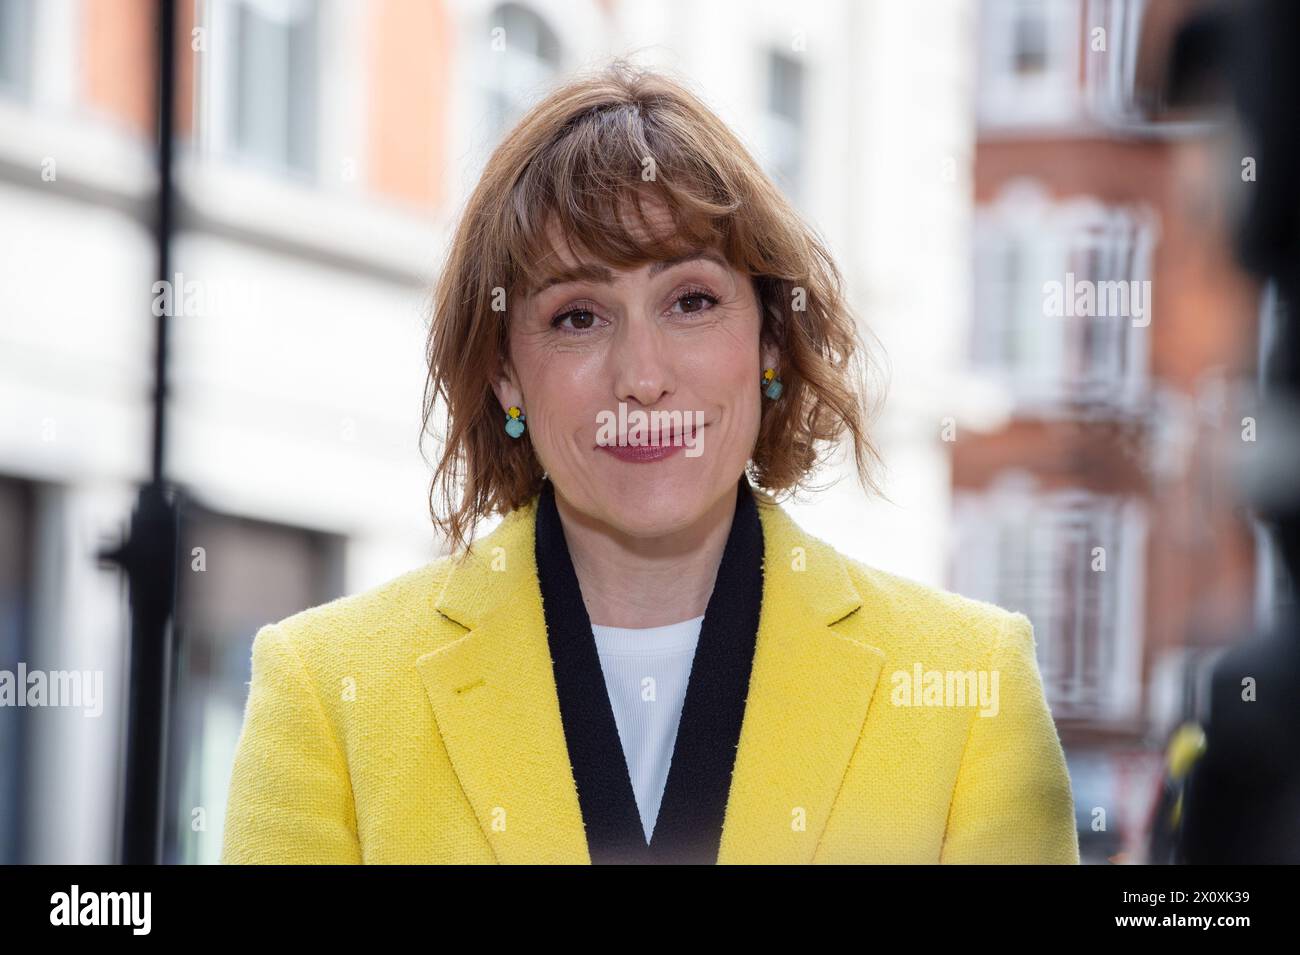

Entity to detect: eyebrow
[530,249,730,295]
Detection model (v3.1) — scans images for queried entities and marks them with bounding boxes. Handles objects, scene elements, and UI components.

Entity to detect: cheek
[687,322,760,400]
[681,336,762,456]
[514,343,606,435]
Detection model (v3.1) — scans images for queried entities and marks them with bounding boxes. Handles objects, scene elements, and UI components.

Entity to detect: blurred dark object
[1164,4,1232,115]
[1146,723,1205,864]
[98,0,180,865]
[1179,607,1300,863]
[1163,0,1300,864]
[99,484,179,865]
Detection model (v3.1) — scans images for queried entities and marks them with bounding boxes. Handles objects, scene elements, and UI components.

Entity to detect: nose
[612,314,675,407]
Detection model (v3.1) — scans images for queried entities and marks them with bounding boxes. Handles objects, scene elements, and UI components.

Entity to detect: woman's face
[495,210,776,540]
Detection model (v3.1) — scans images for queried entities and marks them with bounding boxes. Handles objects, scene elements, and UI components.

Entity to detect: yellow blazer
[220,488,1080,864]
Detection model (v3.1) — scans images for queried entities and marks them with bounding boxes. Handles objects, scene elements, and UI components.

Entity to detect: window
[206,0,319,177]
[1084,0,1147,124]
[1064,751,1125,863]
[763,49,806,204]
[1012,8,1050,74]
[1083,0,1211,132]
[950,479,1147,723]
[978,0,1082,127]
[972,181,1156,411]
[483,3,561,143]
[166,506,344,864]
[0,0,32,99]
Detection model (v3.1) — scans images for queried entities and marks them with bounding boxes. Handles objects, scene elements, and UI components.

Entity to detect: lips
[594,422,706,462]
[602,424,698,446]
[598,442,685,463]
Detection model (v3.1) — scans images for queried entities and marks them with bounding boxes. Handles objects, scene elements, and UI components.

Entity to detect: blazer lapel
[414,502,592,863]
[415,485,887,865]
[714,495,887,864]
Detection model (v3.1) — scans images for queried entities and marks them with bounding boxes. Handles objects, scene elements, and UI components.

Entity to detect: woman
[220,62,1079,865]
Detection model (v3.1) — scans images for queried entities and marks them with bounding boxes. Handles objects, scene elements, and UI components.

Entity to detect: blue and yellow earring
[762,368,783,400]
[504,405,526,438]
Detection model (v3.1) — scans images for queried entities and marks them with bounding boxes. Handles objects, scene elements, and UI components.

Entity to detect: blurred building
[0,0,972,863]
[951,0,1267,863]
[12,0,1270,868]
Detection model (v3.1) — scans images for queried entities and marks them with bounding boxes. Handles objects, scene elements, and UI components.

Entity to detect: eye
[550,307,602,332]
[671,287,719,315]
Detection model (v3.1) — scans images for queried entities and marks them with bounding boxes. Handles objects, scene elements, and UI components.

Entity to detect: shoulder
[250,554,461,681]
[765,496,1032,668]
[832,551,1046,711]
[843,554,1029,649]
[249,502,539,679]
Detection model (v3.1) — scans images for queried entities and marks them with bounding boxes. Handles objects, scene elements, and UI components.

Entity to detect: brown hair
[422,60,888,555]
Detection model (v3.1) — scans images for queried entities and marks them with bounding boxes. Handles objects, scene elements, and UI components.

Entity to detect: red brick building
[953,0,1263,862]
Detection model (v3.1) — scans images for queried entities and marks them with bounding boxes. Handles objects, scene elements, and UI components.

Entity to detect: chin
[589,460,721,538]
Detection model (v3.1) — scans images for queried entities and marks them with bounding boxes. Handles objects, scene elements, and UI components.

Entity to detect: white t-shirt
[590,615,705,844]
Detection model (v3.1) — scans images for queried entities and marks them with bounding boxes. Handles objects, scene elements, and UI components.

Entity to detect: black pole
[101,0,179,865]
[150,0,174,485]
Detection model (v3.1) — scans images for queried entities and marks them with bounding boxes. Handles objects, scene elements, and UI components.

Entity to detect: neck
[553,484,738,629]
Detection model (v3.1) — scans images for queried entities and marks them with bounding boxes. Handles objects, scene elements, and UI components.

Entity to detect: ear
[490,358,524,415]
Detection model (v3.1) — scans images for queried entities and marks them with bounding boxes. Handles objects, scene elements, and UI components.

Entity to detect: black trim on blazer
[534,475,765,864]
